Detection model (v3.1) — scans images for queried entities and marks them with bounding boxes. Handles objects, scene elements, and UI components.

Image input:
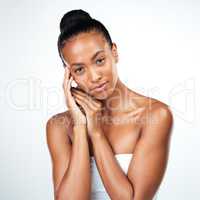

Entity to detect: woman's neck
[101,78,139,117]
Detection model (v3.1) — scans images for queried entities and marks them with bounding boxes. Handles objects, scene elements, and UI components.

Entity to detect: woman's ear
[111,42,119,63]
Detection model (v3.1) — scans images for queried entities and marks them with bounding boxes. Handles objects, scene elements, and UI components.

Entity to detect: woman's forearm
[56,125,91,200]
[90,131,134,200]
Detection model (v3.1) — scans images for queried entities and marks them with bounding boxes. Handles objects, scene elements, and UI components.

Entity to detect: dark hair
[57,9,113,67]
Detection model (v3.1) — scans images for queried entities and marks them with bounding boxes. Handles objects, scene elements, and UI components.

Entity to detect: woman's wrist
[73,124,87,133]
[90,130,103,141]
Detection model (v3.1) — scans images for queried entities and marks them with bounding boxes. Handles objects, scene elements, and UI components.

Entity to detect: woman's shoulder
[138,96,173,129]
[46,110,73,135]
[128,89,170,112]
[145,96,171,114]
[128,89,172,121]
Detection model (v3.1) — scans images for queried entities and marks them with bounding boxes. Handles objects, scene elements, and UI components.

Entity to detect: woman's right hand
[63,67,87,127]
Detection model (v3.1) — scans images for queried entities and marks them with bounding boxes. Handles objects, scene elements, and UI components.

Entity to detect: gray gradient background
[0,0,200,199]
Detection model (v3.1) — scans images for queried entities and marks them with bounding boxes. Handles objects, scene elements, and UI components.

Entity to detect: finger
[73,92,97,111]
[63,67,70,91]
[71,89,87,97]
[72,96,85,114]
[74,95,85,107]
[71,89,94,102]
[67,76,73,97]
[72,90,102,108]
[74,90,99,104]
[64,67,70,80]
[63,75,72,103]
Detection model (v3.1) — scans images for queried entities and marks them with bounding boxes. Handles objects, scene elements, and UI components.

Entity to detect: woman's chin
[91,89,112,100]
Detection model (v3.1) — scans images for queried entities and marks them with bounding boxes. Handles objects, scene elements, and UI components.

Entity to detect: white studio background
[0,0,199,199]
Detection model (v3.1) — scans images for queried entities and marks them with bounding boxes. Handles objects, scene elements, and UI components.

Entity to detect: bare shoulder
[46,111,72,193]
[147,98,173,124]
[46,110,73,143]
[140,97,174,138]
[46,110,71,129]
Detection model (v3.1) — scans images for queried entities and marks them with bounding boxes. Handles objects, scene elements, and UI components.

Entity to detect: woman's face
[61,31,119,100]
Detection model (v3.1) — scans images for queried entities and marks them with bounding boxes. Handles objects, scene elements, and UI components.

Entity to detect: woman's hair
[57,9,113,67]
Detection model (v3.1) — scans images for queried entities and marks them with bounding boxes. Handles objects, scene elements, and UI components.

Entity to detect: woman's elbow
[120,185,134,200]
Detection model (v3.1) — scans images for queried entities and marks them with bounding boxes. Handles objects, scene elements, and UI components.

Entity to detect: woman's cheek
[104,63,113,75]
[77,80,89,92]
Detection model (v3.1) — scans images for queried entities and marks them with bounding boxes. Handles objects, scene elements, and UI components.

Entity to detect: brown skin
[46,30,174,200]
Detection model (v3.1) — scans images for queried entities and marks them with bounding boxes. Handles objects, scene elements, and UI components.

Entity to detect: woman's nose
[89,69,102,82]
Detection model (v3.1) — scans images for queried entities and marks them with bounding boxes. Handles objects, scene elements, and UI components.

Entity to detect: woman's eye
[96,58,105,65]
[75,68,84,74]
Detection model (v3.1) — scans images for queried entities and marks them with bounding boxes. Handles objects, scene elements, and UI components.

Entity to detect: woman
[46,9,173,200]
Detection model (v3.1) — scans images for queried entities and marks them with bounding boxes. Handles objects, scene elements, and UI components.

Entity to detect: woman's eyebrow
[71,50,105,67]
[91,49,105,60]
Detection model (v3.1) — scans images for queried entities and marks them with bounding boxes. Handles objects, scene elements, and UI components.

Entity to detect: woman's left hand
[71,87,103,137]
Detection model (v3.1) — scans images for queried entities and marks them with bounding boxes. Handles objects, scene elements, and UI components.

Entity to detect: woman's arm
[46,115,72,198]
[127,104,173,200]
[46,116,91,200]
[90,104,173,200]
[90,129,134,200]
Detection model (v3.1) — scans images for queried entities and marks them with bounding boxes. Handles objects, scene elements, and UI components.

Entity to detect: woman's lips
[92,81,108,92]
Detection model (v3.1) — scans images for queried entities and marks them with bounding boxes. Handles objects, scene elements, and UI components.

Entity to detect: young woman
[46,9,173,200]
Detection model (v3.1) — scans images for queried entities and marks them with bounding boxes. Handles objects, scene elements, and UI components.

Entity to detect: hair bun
[60,9,92,32]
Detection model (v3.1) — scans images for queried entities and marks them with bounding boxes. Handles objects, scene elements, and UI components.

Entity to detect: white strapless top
[90,153,158,200]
